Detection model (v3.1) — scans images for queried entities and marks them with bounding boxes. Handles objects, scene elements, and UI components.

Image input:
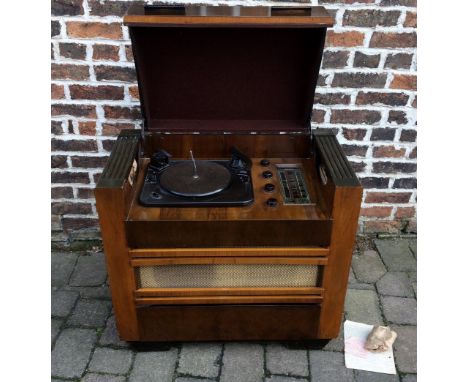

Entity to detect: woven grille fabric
[137,264,319,288]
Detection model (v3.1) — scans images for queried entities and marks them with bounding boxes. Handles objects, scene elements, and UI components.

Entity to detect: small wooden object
[95,4,362,342]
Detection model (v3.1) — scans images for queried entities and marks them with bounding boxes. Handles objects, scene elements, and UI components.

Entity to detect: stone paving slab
[51,328,97,379]
[67,299,112,328]
[309,350,354,382]
[377,272,414,297]
[51,289,79,317]
[82,373,127,382]
[51,252,78,287]
[88,347,133,375]
[220,343,263,382]
[393,325,417,373]
[266,376,308,382]
[51,318,63,344]
[381,296,417,325]
[402,374,417,382]
[352,250,387,283]
[129,349,178,382]
[69,253,107,286]
[375,239,416,272]
[345,289,383,325]
[178,343,222,378]
[99,315,129,348]
[354,369,400,382]
[266,344,309,377]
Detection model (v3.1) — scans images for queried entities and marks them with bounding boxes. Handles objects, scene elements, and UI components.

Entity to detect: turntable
[95,4,363,343]
[139,147,254,206]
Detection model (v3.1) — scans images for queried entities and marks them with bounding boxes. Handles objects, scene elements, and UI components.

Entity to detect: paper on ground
[344,320,396,375]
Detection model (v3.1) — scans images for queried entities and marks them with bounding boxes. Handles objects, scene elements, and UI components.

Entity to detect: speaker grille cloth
[137,264,319,288]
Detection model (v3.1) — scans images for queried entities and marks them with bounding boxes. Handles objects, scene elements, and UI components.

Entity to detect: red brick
[88,0,141,16]
[311,109,326,123]
[400,129,417,142]
[52,155,68,168]
[332,73,387,88]
[102,123,135,136]
[388,110,408,125]
[385,53,413,70]
[52,104,96,118]
[373,162,416,174]
[380,0,416,6]
[62,217,99,231]
[322,51,349,69]
[342,128,367,141]
[51,187,74,199]
[51,84,65,99]
[326,31,365,47]
[361,207,393,218]
[59,42,87,60]
[52,0,84,16]
[371,128,396,141]
[52,120,64,135]
[67,22,122,40]
[356,92,409,106]
[94,65,136,82]
[103,106,141,120]
[393,178,417,189]
[71,156,109,168]
[93,172,102,183]
[129,85,140,100]
[363,220,402,234]
[404,11,417,28]
[331,110,381,125]
[391,74,417,90]
[77,188,95,199]
[373,145,405,158]
[93,44,120,61]
[395,207,415,219]
[409,147,417,159]
[353,52,380,68]
[51,202,93,215]
[52,20,61,37]
[69,85,124,100]
[314,93,350,105]
[52,63,89,81]
[102,140,115,152]
[51,139,98,152]
[360,177,389,189]
[365,192,412,203]
[350,161,366,173]
[343,10,400,27]
[370,32,417,48]
[342,144,368,157]
[51,171,90,184]
[78,121,96,136]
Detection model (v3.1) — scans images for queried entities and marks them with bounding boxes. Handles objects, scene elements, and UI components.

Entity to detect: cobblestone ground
[52,237,417,382]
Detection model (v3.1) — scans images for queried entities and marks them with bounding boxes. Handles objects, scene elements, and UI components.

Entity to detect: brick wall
[51,0,417,245]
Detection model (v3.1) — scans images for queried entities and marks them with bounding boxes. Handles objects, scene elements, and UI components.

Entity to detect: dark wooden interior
[94,4,362,342]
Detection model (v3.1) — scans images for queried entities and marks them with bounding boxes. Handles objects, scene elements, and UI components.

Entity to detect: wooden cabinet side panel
[95,187,139,341]
[318,186,363,338]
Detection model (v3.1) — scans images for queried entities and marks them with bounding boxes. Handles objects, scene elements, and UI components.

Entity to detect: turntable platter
[160,161,231,197]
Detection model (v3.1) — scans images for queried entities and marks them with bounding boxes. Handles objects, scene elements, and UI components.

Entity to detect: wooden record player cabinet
[95,4,363,342]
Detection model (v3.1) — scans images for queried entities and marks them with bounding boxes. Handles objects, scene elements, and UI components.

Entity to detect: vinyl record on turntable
[160,161,232,197]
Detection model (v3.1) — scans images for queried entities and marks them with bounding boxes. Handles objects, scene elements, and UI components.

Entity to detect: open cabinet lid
[124,4,334,134]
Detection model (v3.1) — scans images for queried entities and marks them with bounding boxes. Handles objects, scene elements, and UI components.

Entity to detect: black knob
[262,170,273,179]
[266,198,278,207]
[260,159,270,167]
[264,183,275,192]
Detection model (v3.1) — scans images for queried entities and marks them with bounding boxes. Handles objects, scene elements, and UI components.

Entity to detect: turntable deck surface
[127,157,328,222]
